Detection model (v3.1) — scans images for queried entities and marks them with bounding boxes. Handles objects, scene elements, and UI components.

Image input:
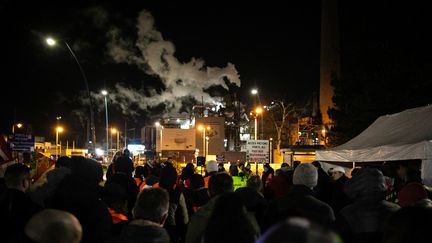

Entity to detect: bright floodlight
[16,123,23,128]
[197,125,204,131]
[155,122,160,127]
[56,126,63,133]
[101,90,108,96]
[251,89,258,95]
[46,38,56,46]
[111,128,117,134]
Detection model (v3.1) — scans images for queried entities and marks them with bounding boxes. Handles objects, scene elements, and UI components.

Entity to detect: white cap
[332,166,345,174]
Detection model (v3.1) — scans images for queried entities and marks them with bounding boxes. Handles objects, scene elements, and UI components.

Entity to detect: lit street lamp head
[255,107,263,114]
[251,89,258,95]
[16,123,23,128]
[46,37,56,46]
[101,90,108,96]
[56,127,63,133]
[111,128,117,134]
[44,34,96,149]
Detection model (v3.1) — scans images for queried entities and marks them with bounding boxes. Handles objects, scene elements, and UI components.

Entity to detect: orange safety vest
[134,177,146,191]
[108,208,128,224]
[153,182,159,188]
[204,176,211,188]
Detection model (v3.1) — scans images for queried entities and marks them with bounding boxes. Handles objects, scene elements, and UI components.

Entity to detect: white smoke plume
[105,9,241,117]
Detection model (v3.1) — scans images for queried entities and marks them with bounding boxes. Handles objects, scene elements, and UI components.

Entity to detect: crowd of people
[1,151,432,243]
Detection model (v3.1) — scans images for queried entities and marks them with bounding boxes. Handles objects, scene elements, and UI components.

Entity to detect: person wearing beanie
[334,167,400,243]
[263,163,335,231]
[292,163,318,188]
[204,160,218,188]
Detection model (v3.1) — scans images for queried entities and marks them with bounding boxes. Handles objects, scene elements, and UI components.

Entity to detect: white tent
[316,105,432,185]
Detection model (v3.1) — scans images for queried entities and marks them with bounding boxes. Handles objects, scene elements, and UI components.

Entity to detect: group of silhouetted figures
[1,152,432,243]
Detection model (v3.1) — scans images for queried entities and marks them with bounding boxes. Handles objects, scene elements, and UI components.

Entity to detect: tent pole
[352,161,355,168]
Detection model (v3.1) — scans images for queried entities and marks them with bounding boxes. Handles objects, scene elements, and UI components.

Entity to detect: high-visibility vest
[232,176,247,191]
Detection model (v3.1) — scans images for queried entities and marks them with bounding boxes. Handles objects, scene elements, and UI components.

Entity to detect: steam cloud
[102,9,241,117]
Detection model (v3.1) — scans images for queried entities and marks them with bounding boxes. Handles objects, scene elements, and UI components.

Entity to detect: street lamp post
[110,128,113,151]
[269,137,273,164]
[205,136,209,159]
[254,107,263,140]
[46,37,96,149]
[55,126,63,160]
[101,90,109,156]
[251,88,264,139]
[116,130,120,151]
[155,122,163,157]
[111,128,120,152]
[197,125,210,161]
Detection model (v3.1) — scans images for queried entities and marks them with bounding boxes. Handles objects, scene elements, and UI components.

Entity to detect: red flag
[0,135,13,165]
[32,152,56,181]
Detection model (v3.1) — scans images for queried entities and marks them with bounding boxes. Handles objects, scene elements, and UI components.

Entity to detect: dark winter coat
[52,175,113,243]
[109,220,170,243]
[329,175,351,213]
[105,173,139,213]
[335,168,400,243]
[263,185,335,231]
[0,188,42,242]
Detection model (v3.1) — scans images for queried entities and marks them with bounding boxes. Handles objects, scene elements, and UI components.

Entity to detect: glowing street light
[55,126,64,159]
[45,36,96,149]
[12,123,23,134]
[101,90,109,156]
[251,89,258,95]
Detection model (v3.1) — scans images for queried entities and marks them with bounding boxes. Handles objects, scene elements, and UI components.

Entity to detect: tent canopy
[316,105,432,186]
[316,105,432,162]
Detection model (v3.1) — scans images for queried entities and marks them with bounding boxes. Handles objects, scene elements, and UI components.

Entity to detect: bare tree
[267,101,295,162]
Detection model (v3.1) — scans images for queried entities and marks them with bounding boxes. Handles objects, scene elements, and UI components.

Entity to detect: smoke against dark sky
[103,9,240,116]
[1,1,321,141]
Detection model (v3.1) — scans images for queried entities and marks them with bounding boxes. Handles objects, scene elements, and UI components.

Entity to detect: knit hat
[206,160,218,173]
[398,182,428,207]
[332,166,345,174]
[293,163,318,188]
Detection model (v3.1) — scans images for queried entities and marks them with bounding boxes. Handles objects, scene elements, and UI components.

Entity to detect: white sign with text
[246,140,269,162]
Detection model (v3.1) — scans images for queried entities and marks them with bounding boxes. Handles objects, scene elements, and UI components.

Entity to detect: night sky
[1,1,320,144]
[1,1,431,146]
